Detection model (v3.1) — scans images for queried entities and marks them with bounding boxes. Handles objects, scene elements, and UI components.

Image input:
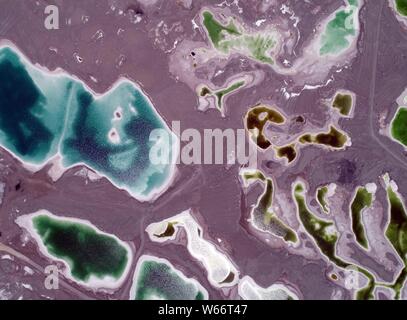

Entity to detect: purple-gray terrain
[0,0,407,301]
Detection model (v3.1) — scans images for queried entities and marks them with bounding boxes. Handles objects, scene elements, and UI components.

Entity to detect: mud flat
[168,0,364,115]
[15,210,133,291]
[275,0,362,83]
[199,3,362,82]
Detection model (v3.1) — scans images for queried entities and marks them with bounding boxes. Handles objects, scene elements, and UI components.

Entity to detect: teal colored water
[133,259,206,300]
[0,47,69,164]
[0,46,174,199]
[319,1,358,56]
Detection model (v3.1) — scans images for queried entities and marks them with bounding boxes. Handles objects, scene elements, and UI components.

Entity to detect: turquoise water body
[319,0,358,56]
[0,47,68,164]
[0,46,174,199]
[133,259,205,300]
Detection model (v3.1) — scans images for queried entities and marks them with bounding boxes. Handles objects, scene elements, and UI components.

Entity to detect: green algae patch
[242,170,266,182]
[351,187,373,250]
[294,183,347,268]
[386,187,407,258]
[396,0,407,16]
[197,80,246,115]
[332,93,353,116]
[244,34,275,64]
[256,179,297,243]
[294,182,376,299]
[32,214,130,284]
[384,185,407,299]
[245,104,285,150]
[317,186,329,214]
[132,257,207,300]
[214,80,245,111]
[201,10,277,64]
[218,34,276,64]
[355,267,376,300]
[391,107,407,147]
[299,126,349,149]
[202,11,240,47]
[242,170,297,243]
[319,1,359,56]
[391,267,407,299]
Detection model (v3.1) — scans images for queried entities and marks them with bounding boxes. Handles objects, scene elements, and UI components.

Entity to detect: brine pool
[0,45,176,201]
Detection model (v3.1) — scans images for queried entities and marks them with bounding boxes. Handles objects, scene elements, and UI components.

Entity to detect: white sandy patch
[146,209,238,288]
[238,275,299,300]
